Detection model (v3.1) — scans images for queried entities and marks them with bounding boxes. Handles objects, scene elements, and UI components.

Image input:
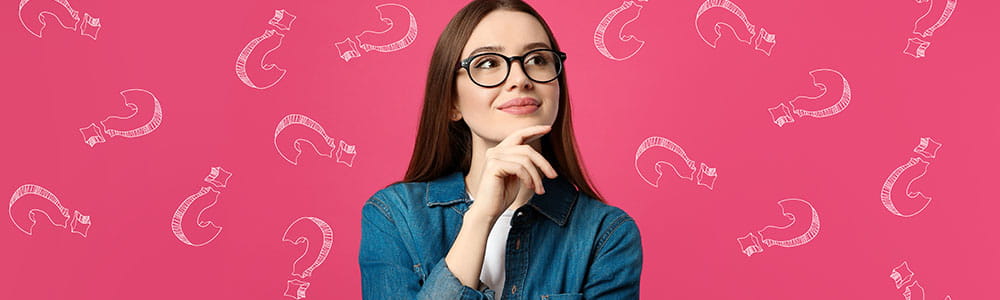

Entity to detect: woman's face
[453,9,560,144]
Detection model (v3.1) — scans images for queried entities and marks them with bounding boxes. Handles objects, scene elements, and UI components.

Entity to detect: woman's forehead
[462,10,551,57]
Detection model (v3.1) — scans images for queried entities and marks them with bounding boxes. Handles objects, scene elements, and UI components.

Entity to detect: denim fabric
[360,171,642,299]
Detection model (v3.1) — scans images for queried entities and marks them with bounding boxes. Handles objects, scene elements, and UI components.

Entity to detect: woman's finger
[492,159,534,191]
[512,144,558,179]
[498,153,546,195]
[498,125,551,147]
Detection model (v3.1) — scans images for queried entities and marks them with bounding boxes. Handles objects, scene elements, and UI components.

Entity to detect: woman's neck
[464,135,543,211]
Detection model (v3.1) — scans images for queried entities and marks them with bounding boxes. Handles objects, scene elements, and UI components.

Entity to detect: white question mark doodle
[171,166,233,247]
[881,137,942,217]
[634,136,717,190]
[18,0,101,40]
[903,0,957,58]
[767,68,852,127]
[274,114,357,167]
[235,9,297,89]
[891,261,916,289]
[78,89,164,147]
[9,184,91,237]
[593,0,648,61]
[695,0,775,56]
[890,261,952,300]
[335,3,418,62]
[737,198,819,257]
[282,217,334,299]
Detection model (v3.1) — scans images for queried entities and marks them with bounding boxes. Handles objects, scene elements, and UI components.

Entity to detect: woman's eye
[527,55,549,65]
[474,58,499,69]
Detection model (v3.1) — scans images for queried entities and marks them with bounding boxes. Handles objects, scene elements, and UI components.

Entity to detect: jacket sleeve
[583,214,643,299]
[359,194,494,300]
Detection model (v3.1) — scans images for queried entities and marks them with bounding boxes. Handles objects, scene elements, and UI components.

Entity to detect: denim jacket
[359,171,642,299]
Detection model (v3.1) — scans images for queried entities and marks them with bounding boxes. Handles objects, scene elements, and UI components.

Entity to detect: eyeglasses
[459,49,567,88]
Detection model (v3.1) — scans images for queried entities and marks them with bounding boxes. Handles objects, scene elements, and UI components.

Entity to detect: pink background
[4,0,998,299]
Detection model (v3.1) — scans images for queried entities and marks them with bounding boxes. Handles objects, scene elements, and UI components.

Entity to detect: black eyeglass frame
[458,49,567,88]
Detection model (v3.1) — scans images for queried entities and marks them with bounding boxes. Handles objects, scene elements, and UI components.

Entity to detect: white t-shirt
[469,191,514,298]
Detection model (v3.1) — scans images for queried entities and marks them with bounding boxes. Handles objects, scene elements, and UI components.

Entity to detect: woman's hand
[445,125,559,289]
[468,125,559,220]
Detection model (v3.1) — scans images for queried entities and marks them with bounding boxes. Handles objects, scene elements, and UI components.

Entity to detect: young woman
[359,0,642,298]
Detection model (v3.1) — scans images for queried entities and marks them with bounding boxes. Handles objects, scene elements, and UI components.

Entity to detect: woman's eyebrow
[468,42,552,56]
[469,45,503,57]
[521,42,551,52]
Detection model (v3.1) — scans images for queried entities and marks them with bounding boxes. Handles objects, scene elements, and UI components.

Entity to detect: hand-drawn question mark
[634,136,717,190]
[9,184,91,237]
[335,3,418,62]
[695,0,775,56]
[737,198,819,257]
[235,9,297,89]
[78,89,164,147]
[593,0,648,61]
[282,217,334,299]
[903,0,957,58]
[18,0,101,40]
[274,114,357,167]
[171,166,233,247]
[881,137,942,217]
[767,68,852,127]
[890,261,952,300]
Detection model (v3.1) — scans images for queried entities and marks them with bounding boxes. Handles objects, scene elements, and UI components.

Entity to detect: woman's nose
[505,60,533,90]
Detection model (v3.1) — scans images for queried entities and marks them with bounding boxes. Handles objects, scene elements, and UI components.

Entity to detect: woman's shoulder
[366,180,430,212]
[570,193,643,254]
[571,192,639,234]
[573,193,633,220]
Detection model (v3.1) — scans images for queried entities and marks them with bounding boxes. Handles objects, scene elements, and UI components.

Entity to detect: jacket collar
[426,171,578,226]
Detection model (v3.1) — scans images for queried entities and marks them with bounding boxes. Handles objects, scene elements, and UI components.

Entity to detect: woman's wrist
[464,204,499,225]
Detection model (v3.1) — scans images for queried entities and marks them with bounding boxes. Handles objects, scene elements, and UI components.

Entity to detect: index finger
[499,125,552,147]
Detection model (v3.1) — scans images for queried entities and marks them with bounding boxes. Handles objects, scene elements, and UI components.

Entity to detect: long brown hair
[401,0,603,202]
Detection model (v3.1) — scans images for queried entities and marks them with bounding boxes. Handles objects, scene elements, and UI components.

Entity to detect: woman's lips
[497,97,541,115]
[499,104,540,115]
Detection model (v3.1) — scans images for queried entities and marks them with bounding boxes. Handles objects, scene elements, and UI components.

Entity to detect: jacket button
[515,238,521,250]
[511,285,517,294]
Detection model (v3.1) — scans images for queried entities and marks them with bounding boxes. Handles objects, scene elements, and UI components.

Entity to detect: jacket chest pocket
[541,293,583,300]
